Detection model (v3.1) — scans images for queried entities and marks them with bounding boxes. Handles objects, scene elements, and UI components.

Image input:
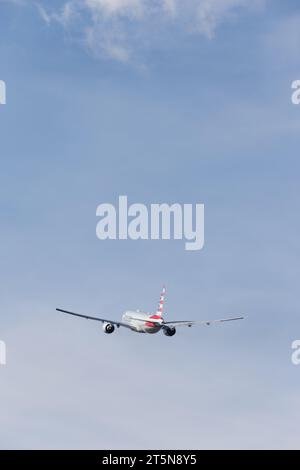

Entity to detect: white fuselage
[122,310,163,334]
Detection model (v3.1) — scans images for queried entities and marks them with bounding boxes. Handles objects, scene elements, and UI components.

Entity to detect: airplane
[56,286,245,337]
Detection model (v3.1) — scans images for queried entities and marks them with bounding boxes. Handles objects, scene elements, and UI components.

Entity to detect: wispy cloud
[33,0,267,63]
[36,1,77,27]
[35,0,267,62]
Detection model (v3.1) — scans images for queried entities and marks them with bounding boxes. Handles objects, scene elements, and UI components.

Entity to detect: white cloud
[195,0,250,38]
[85,23,131,62]
[36,1,77,26]
[85,0,143,17]
[35,0,266,62]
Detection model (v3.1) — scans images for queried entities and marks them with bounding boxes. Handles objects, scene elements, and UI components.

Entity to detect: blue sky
[0,0,300,449]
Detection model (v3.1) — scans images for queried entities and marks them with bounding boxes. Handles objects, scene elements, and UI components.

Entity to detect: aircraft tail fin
[155,286,166,318]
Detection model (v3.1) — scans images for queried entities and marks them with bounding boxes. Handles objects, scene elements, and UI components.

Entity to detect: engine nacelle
[103,322,115,334]
[163,326,176,337]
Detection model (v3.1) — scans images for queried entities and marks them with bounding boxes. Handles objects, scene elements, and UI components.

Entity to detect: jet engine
[163,326,176,337]
[103,322,115,334]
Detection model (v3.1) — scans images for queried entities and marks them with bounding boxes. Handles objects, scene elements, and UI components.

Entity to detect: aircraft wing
[162,316,245,328]
[56,308,132,329]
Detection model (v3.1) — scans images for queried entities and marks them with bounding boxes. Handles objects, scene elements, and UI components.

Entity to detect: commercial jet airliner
[56,287,244,337]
